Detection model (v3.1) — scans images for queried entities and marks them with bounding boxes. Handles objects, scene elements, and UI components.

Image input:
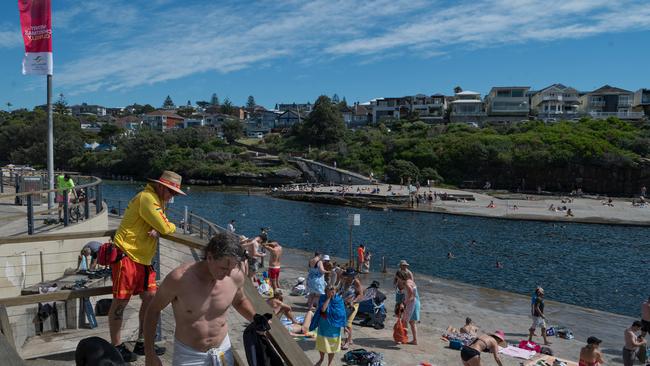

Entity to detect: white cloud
[51,0,650,93]
[0,28,22,49]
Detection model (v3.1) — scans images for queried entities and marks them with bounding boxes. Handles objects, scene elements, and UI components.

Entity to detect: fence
[0,171,104,235]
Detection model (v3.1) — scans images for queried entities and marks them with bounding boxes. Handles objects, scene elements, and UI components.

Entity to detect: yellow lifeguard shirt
[114,184,176,265]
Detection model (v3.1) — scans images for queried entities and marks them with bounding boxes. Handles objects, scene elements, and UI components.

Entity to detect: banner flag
[18,0,53,75]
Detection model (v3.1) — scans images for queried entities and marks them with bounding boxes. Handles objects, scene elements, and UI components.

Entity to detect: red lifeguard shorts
[111,255,157,300]
[268,266,281,280]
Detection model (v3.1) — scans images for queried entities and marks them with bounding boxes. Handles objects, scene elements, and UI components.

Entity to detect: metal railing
[588,111,645,119]
[0,225,311,365]
[0,173,104,235]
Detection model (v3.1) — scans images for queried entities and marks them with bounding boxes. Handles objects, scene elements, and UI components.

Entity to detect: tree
[297,95,345,146]
[385,159,420,184]
[187,100,192,106]
[453,86,463,94]
[176,107,194,118]
[211,93,220,106]
[222,119,244,143]
[162,95,175,109]
[196,100,210,109]
[54,93,69,115]
[142,104,155,114]
[246,95,256,111]
[221,98,235,115]
[98,124,123,144]
[5,102,12,111]
[332,94,340,104]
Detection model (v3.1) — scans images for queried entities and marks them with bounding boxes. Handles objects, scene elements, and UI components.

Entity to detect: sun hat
[342,267,357,277]
[322,255,331,261]
[399,260,410,267]
[491,330,506,347]
[587,336,602,345]
[148,170,186,195]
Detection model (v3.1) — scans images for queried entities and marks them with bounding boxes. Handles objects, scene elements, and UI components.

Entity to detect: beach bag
[638,343,648,363]
[518,340,541,353]
[97,242,123,266]
[557,328,574,340]
[257,282,273,298]
[540,346,554,356]
[342,349,383,366]
[95,299,112,316]
[449,339,463,350]
[545,326,556,336]
[393,319,409,344]
[290,277,307,296]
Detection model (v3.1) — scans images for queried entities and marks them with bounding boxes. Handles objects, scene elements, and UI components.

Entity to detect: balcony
[618,101,632,107]
[542,95,563,101]
[588,111,645,119]
[590,100,606,107]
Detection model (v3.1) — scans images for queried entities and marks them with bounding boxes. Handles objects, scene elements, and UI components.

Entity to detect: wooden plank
[0,305,16,349]
[0,229,116,245]
[0,333,24,366]
[0,286,112,307]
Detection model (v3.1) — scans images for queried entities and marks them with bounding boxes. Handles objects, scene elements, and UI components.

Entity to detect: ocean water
[104,182,649,317]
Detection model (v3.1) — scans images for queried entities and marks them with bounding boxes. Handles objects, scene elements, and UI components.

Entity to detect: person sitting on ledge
[486,200,496,208]
[460,317,479,336]
[566,208,574,217]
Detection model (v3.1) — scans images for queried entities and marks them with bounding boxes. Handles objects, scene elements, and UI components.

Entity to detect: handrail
[0,175,102,199]
[0,228,312,365]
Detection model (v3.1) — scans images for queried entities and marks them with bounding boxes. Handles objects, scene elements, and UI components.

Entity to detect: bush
[385,159,420,184]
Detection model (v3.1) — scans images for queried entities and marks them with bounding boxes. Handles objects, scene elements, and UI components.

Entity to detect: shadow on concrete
[352,337,401,350]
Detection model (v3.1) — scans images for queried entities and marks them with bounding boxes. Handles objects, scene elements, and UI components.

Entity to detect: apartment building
[633,88,650,117]
[579,85,644,120]
[449,90,485,124]
[530,84,581,121]
[410,94,446,123]
[142,110,184,131]
[370,94,446,124]
[485,87,530,122]
[71,103,107,117]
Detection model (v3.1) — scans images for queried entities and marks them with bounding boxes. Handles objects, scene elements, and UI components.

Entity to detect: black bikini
[460,338,488,362]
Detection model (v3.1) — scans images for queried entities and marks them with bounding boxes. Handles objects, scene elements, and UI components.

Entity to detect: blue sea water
[104,182,649,317]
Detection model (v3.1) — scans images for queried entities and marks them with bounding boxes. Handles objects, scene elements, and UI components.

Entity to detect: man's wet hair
[204,232,247,264]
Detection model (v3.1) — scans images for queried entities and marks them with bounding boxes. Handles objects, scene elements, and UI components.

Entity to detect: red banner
[18,0,53,75]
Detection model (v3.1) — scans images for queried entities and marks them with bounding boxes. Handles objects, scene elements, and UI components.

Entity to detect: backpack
[342,349,383,366]
[96,242,123,266]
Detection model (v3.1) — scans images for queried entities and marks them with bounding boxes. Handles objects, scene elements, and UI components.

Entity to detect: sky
[1,0,649,110]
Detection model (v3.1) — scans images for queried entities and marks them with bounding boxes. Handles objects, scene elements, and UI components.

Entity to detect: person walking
[306,252,329,310]
[396,270,420,345]
[262,241,283,291]
[309,285,346,366]
[108,170,184,362]
[338,268,363,350]
[529,287,551,345]
[356,244,365,273]
[623,321,646,366]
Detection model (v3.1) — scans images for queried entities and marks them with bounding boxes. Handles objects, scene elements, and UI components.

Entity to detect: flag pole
[47,73,54,209]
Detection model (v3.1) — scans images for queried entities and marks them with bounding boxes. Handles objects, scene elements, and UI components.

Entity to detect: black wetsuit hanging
[243,313,283,366]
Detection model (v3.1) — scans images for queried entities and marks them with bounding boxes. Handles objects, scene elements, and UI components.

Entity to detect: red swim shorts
[268,266,281,280]
[111,255,157,300]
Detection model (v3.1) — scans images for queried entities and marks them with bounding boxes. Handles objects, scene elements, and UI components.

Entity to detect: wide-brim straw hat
[148,170,186,195]
[491,330,507,347]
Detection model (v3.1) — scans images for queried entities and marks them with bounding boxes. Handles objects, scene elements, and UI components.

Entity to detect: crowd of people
[71,169,650,366]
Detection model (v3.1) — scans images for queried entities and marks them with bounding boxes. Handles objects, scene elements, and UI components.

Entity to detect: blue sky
[1,0,649,110]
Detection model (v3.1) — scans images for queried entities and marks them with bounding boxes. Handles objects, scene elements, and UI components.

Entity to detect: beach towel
[393,318,409,344]
[500,345,537,360]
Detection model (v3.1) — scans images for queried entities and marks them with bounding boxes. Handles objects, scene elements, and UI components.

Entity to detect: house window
[511,90,524,97]
[497,90,510,97]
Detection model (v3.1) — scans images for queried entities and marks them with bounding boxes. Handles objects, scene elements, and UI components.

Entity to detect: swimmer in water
[447,252,455,259]
[496,261,503,269]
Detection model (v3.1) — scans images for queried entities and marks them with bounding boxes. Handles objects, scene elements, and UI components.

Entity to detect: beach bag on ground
[449,339,463,350]
[290,277,307,296]
[556,328,574,340]
[518,340,541,353]
[540,346,554,356]
[545,326,556,336]
[97,242,123,266]
[393,319,409,344]
[94,299,112,316]
[342,349,383,366]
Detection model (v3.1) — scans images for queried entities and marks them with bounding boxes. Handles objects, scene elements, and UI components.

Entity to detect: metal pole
[348,223,353,268]
[39,251,45,282]
[382,256,387,273]
[95,184,102,214]
[27,194,34,235]
[47,74,54,210]
[183,206,188,234]
[154,238,162,341]
[84,187,90,219]
[63,189,69,226]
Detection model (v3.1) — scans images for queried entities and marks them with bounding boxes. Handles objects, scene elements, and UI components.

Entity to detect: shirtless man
[241,235,266,282]
[460,317,479,336]
[263,241,283,290]
[641,296,650,337]
[143,233,256,366]
[623,321,646,366]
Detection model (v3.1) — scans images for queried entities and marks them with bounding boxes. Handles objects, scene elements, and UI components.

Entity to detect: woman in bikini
[460,331,506,366]
[579,336,604,366]
[395,270,420,345]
